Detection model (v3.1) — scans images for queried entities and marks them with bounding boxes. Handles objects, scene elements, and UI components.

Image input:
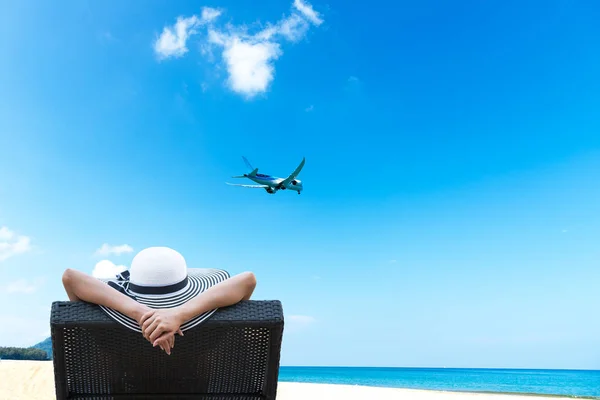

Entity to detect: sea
[278,367,600,398]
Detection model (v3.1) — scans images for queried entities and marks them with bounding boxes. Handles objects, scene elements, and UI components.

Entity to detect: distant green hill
[0,346,48,360]
[31,337,52,360]
[0,336,53,360]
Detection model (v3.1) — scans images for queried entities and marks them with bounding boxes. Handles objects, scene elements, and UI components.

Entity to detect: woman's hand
[139,308,185,348]
[155,333,177,355]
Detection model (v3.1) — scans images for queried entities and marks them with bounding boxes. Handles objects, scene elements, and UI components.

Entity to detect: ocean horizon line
[280,366,600,372]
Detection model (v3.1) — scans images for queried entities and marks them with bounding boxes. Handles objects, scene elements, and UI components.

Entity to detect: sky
[1,0,599,369]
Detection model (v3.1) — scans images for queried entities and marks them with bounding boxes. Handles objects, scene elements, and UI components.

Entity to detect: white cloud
[153,0,323,98]
[154,7,223,60]
[154,15,201,59]
[2,278,45,294]
[209,32,282,98]
[293,0,323,26]
[92,260,128,279]
[94,243,133,256]
[201,7,222,23]
[0,226,32,262]
[305,105,314,112]
[277,13,310,42]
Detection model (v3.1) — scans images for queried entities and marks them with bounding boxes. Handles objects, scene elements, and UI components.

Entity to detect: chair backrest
[50,300,284,400]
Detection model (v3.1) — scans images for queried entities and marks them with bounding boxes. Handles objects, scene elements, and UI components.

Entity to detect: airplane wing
[226,183,270,189]
[242,156,255,171]
[280,157,306,186]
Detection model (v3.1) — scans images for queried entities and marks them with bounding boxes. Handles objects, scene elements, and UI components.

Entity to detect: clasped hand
[137,308,184,355]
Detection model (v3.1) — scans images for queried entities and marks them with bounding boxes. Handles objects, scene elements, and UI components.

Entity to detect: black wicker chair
[50,300,284,400]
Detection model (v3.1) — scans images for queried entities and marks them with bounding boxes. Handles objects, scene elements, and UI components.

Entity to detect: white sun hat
[97,246,230,333]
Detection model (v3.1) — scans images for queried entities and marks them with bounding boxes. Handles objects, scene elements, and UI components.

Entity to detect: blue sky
[1,0,599,369]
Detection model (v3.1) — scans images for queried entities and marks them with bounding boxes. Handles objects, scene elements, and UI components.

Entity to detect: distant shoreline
[278,382,598,400]
[404,387,599,400]
[278,380,600,400]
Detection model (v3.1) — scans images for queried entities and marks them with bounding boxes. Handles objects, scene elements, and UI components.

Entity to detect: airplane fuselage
[246,173,303,193]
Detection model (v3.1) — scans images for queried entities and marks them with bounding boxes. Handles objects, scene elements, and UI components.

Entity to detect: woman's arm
[177,271,257,322]
[62,268,150,322]
[62,268,175,353]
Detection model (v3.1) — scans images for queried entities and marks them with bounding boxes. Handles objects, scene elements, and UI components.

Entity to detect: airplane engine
[265,187,275,194]
[291,180,298,185]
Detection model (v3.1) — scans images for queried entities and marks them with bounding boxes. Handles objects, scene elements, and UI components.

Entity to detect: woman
[62,246,256,355]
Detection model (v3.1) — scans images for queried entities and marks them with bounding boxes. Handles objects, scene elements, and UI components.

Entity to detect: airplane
[226,156,305,194]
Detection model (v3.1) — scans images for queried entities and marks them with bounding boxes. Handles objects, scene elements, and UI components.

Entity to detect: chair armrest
[51,300,284,327]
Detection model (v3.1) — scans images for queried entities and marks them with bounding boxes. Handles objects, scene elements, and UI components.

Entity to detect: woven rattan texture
[51,301,284,400]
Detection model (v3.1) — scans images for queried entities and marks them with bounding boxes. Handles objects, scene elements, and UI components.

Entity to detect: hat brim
[98,268,230,333]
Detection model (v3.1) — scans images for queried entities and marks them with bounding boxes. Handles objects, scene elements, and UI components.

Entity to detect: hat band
[128,276,189,295]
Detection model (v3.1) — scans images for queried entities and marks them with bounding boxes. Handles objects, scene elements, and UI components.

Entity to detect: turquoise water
[278,367,600,398]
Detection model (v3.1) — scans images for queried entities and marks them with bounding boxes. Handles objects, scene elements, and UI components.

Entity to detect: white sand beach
[0,360,578,400]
